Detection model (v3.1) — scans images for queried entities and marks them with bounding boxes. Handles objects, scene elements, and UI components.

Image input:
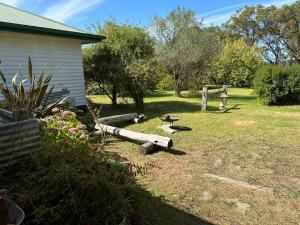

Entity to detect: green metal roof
[0,2,103,43]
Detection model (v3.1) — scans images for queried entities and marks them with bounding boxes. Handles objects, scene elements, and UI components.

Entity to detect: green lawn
[88,88,300,225]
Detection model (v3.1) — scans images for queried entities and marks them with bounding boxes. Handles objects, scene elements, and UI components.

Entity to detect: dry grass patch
[234,120,257,126]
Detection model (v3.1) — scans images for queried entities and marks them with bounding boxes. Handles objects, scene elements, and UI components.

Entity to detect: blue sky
[0,0,297,30]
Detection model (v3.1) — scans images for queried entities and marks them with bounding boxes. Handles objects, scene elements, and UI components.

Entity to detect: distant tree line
[83,0,300,108]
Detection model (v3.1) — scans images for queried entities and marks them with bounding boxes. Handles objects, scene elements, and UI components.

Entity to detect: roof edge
[0,21,104,44]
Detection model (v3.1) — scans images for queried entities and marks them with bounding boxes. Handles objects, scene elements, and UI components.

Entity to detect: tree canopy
[226,1,300,64]
[210,39,262,86]
[83,21,159,109]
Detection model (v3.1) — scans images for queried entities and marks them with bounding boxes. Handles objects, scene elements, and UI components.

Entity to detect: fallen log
[139,142,160,155]
[205,173,274,193]
[95,123,173,149]
[98,113,139,125]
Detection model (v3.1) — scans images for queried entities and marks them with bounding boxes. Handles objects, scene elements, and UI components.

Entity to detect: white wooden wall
[0,31,86,106]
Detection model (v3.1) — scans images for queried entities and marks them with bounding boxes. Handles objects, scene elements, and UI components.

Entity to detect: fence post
[201,86,208,111]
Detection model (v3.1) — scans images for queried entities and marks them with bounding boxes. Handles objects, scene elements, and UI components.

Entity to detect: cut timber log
[205,173,273,193]
[98,113,139,125]
[95,123,173,149]
[139,142,160,155]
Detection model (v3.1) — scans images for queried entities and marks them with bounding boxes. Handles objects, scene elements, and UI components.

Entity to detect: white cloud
[201,0,297,26]
[263,0,296,7]
[0,0,23,7]
[203,12,234,26]
[42,0,106,22]
[200,2,254,18]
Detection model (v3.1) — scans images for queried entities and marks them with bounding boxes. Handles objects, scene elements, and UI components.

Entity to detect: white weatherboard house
[0,3,102,106]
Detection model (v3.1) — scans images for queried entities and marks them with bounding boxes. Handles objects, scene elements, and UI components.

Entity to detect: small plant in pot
[0,57,63,121]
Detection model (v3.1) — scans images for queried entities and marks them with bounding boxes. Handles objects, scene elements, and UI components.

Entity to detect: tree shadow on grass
[91,101,203,119]
[106,151,214,225]
[134,188,214,225]
[78,101,220,128]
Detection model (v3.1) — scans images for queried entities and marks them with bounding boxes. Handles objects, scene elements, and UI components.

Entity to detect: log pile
[95,113,173,155]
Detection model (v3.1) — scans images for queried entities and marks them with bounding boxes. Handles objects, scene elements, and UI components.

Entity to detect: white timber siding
[0,31,86,106]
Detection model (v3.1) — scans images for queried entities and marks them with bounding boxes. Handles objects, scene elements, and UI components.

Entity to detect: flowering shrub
[40,110,89,141]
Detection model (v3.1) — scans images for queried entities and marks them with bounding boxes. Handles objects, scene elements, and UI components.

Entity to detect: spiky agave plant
[0,57,65,121]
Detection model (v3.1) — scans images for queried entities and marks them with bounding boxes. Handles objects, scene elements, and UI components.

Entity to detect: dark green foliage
[157,73,174,91]
[254,64,300,105]
[3,128,136,225]
[86,82,108,95]
[84,21,159,109]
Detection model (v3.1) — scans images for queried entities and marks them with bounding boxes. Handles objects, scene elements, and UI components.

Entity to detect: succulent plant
[0,57,66,120]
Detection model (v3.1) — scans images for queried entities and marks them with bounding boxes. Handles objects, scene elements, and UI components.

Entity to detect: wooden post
[201,86,208,111]
[222,85,228,105]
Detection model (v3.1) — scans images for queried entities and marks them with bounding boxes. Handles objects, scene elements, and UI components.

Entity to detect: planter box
[0,118,41,174]
[0,108,13,120]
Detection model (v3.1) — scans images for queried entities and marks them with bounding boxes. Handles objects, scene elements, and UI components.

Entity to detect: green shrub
[254,64,300,105]
[2,116,137,225]
[157,73,174,91]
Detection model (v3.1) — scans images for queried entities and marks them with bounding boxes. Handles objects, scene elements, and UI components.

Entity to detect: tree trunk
[111,85,117,106]
[174,89,181,97]
[134,96,144,110]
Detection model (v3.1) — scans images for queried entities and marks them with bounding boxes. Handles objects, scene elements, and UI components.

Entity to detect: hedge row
[254,64,300,105]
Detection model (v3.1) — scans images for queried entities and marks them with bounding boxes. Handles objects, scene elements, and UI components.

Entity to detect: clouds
[0,0,23,7]
[201,0,297,26]
[42,0,106,22]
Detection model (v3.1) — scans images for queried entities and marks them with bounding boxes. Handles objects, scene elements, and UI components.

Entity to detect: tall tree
[152,6,200,44]
[83,43,122,106]
[153,7,222,96]
[83,21,157,109]
[226,2,300,64]
[276,1,300,63]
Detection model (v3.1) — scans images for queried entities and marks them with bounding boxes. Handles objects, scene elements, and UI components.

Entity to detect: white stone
[214,159,223,167]
[202,191,213,201]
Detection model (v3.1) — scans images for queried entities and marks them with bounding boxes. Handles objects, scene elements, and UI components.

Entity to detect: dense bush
[2,113,137,225]
[210,39,262,87]
[157,73,174,91]
[254,64,300,105]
